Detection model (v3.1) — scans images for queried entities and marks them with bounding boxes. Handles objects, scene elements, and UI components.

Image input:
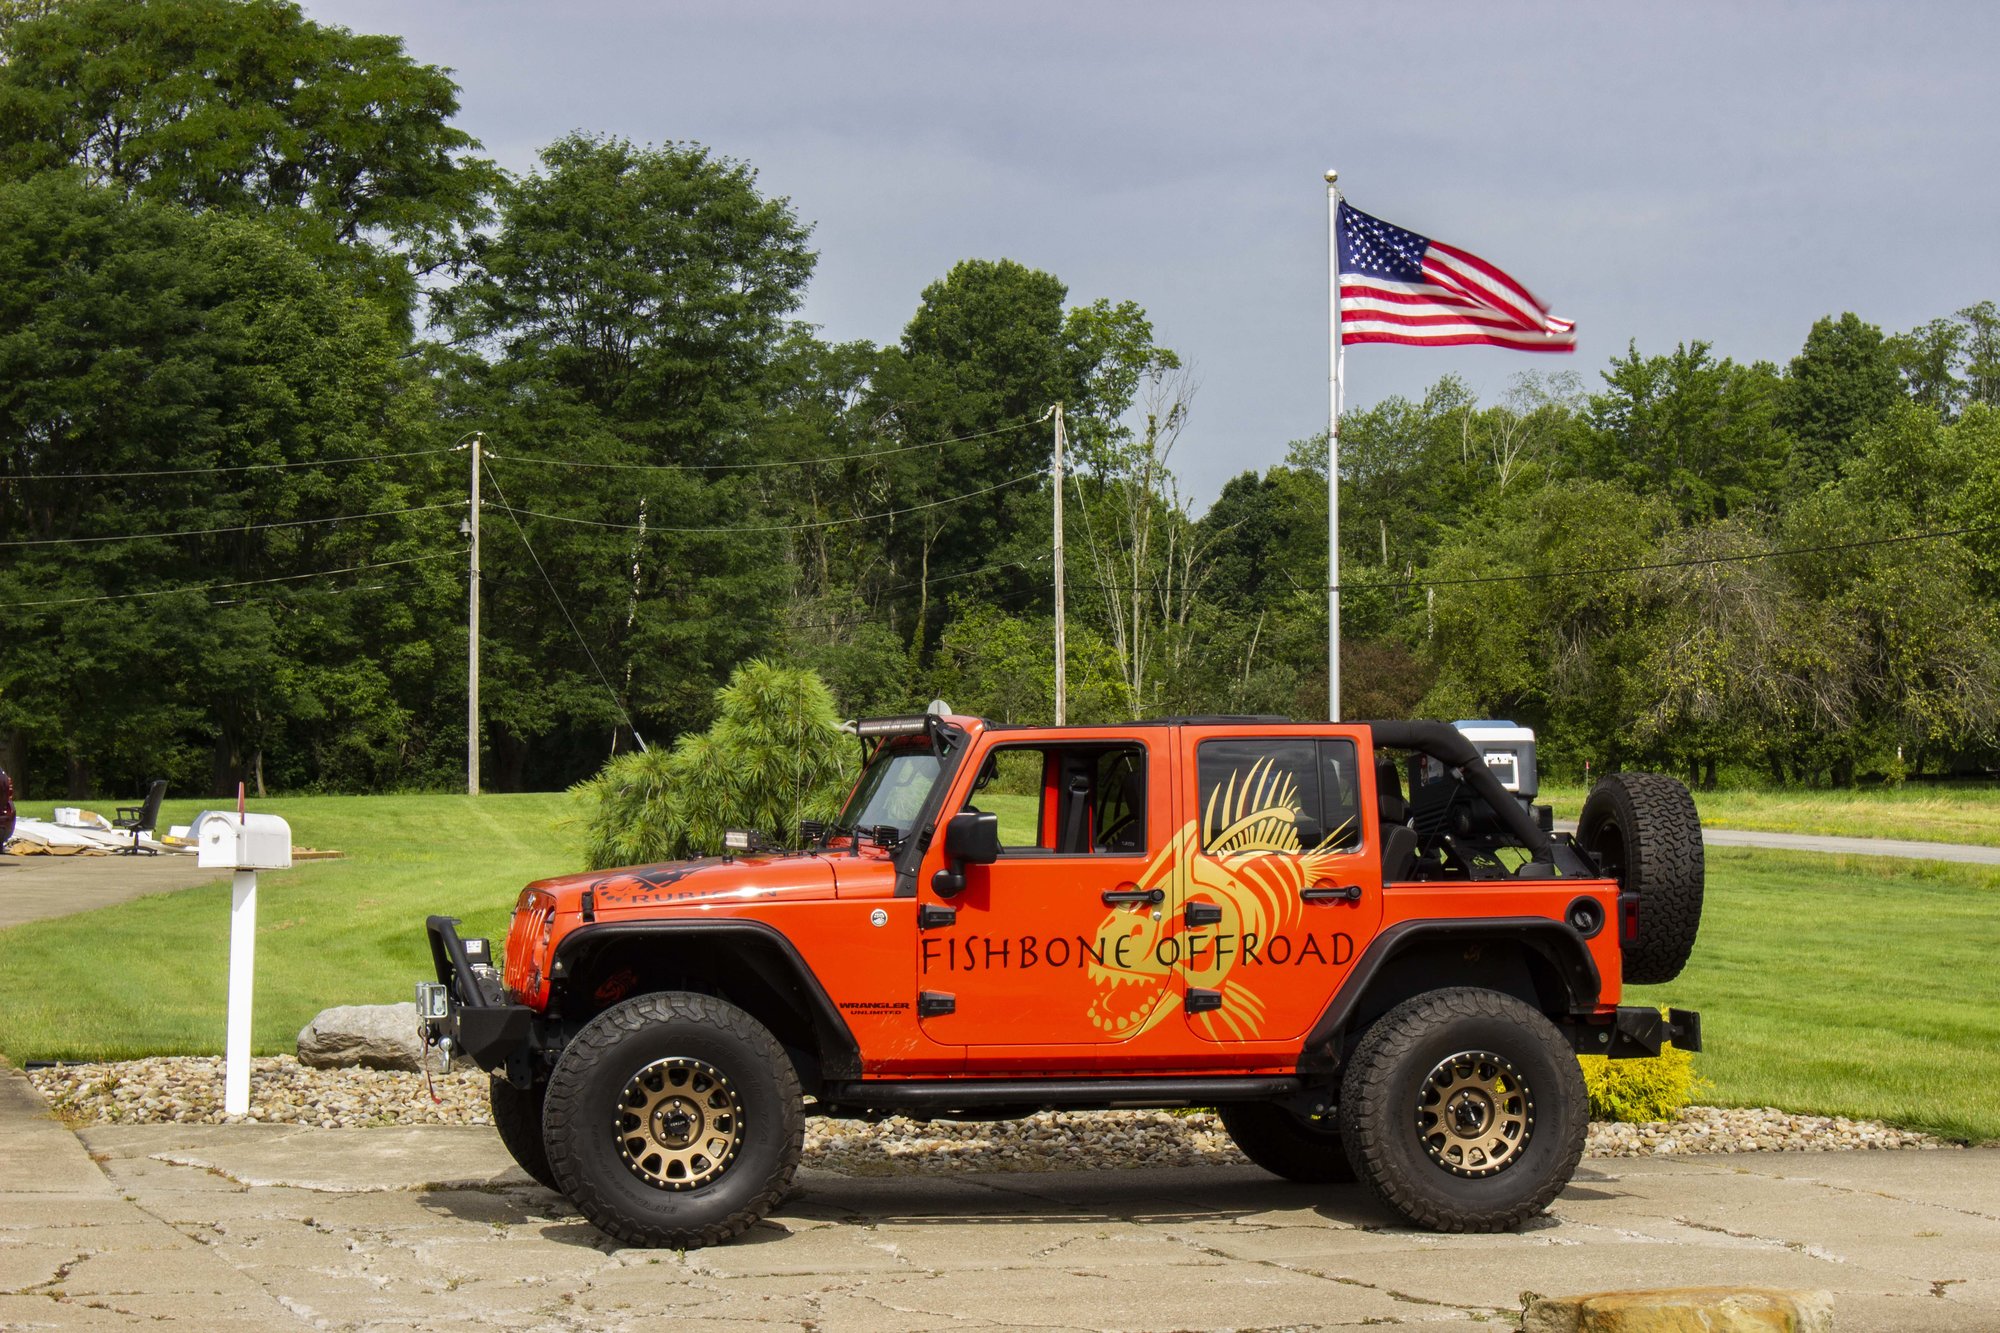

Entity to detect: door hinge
[1185,901,1223,927]
[1185,988,1223,1014]
[918,991,956,1018]
[918,902,957,930]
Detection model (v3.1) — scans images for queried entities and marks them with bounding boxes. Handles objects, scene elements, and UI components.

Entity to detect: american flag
[1337,202,1575,352]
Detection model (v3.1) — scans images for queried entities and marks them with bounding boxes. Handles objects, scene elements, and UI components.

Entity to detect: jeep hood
[527,853,842,914]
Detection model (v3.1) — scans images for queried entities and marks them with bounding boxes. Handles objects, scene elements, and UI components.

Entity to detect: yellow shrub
[1579,1042,1708,1123]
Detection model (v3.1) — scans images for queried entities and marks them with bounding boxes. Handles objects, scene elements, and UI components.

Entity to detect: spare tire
[1576,772,1703,985]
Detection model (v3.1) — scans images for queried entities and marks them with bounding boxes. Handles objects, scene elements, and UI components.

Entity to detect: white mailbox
[193,811,293,870]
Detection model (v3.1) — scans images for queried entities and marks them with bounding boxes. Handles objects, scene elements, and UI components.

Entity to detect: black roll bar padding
[1361,720,1554,860]
[425,914,484,1008]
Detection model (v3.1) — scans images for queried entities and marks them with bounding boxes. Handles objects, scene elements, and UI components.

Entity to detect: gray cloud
[306,0,2000,503]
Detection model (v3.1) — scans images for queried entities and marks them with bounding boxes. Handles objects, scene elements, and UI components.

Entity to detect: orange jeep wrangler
[420,714,1702,1248]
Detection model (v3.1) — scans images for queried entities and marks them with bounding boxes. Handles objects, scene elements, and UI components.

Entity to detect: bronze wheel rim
[1416,1050,1532,1178]
[615,1056,743,1191]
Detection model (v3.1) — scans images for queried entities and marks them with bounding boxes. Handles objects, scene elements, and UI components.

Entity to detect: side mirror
[944,810,1000,865]
[932,810,999,899]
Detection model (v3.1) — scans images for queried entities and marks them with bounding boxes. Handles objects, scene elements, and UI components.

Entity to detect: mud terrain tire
[543,991,802,1248]
[1577,771,1704,985]
[489,1075,558,1191]
[1219,1102,1357,1183]
[1338,987,1586,1232]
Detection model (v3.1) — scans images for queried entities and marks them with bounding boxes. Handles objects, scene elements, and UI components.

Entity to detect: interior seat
[1377,757,1419,881]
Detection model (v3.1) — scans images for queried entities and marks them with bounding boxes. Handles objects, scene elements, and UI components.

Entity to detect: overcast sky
[307,1,2000,506]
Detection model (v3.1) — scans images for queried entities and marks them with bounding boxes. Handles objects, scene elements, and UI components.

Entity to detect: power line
[0,502,462,549]
[0,554,455,609]
[1328,520,2000,594]
[486,472,1042,535]
[777,556,1052,634]
[481,460,647,749]
[1,446,456,483]
[484,418,1034,473]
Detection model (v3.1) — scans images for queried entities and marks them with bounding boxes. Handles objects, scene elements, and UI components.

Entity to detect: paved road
[0,852,236,930]
[1556,821,2000,866]
[2,1068,1995,1331]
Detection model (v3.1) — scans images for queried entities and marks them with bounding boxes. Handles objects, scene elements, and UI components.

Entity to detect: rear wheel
[543,992,802,1249]
[1577,771,1704,984]
[489,1074,558,1191]
[1338,987,1586,1232]
[1220,1102,1356,1183]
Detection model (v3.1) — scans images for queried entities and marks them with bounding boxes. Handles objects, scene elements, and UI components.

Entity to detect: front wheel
[1338,988,1585,1232]
[543,992,803,1248]
[1219,1102,1356,1183]
[489,1074,558,1191]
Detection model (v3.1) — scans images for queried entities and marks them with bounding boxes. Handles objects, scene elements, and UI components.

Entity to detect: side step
[819,1076,1301,1114]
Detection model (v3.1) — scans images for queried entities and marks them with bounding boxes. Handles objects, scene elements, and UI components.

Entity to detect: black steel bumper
[1570,1005,1702,1059]
[421,915,537,1075]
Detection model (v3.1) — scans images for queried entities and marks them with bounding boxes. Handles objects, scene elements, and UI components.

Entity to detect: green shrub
[574,661,857,869]
[1579,1041,1708,1123]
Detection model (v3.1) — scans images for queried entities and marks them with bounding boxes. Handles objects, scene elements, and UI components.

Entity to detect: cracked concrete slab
[3,1068,1996,1331]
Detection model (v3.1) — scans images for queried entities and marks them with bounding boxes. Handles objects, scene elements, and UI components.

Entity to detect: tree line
[1,0,1995,799]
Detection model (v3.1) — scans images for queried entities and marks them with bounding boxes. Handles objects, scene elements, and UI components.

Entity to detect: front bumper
[420,915,538,1078]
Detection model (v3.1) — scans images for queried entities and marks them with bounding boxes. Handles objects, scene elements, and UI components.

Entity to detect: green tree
[573,661,855,869]
[1584,341,1787,523]
[442,135,818,785]
[0,0,497,325]
[1775,312,1903,492]
[0,174,456,797]
[870,260,1170,648]
[1891,316,1969,418]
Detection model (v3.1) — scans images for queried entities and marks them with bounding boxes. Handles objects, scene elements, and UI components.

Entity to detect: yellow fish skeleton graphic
[1085,759,1352,1040]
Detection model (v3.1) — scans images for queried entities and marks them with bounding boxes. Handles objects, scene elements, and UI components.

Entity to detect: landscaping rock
[296,1002,426,1071]
[1524,1287,1833,1333]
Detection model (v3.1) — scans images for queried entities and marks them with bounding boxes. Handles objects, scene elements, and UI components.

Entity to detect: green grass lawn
[1631,848,2000,1143]
[0,793,581,1063]
[4,795,1996,1142]
[1542,782,2000,847]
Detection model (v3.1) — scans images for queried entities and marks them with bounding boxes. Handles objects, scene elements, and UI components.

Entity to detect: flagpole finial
[1324,168,1338,184]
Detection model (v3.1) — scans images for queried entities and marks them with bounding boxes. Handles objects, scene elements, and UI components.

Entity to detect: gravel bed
[26,1056,1950,1168]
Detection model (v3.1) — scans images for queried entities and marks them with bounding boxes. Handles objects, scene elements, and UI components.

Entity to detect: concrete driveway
[2,1071,1994,1331]
[0,852,236,930]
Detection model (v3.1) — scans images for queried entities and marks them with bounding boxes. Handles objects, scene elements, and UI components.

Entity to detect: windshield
[837,745,942,837]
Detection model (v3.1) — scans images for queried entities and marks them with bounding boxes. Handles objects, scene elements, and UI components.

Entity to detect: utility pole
[468,433,481,795]
[1052,403,1068,726]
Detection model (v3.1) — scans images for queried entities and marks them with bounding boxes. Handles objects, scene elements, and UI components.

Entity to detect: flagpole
[1326,168,1344,722]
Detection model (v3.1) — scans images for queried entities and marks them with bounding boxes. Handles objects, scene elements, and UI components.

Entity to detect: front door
[915,734,1181,1051]
[1175,728,1384,1043]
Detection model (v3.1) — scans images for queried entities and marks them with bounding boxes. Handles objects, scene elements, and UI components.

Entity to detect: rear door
[1175,727,1383,1043]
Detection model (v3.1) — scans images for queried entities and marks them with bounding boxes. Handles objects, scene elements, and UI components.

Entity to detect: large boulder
[297,1002,426,1071]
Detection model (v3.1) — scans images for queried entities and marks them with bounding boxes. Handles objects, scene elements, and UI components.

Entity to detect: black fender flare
[1297,916,1601,1074]
[550,919,862,1081]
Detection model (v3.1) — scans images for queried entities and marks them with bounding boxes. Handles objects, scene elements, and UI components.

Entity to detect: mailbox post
[193,811,292,1116]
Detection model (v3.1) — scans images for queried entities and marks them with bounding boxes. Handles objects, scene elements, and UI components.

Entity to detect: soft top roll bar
[1363,719,1554,860]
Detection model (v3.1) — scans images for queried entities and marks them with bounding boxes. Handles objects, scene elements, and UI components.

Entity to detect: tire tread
[1338,987,1586,1233]
[543,991,802,1249]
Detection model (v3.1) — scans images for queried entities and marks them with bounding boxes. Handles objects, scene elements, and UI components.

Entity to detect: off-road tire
[489,1074,558,1191]
[1338,987,1586,1232]
[543,991,803,1249]
[1219,1102,1357,1183]
[1577,771,1704,984]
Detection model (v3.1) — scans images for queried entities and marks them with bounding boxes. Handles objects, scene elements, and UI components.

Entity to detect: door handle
[1101,886,1164,906]
[1301,883,1362,904]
